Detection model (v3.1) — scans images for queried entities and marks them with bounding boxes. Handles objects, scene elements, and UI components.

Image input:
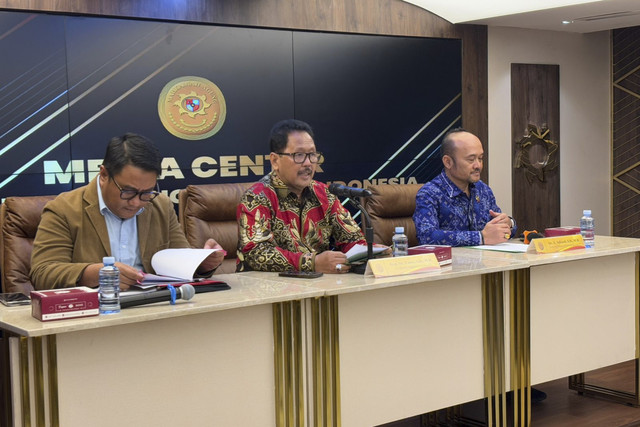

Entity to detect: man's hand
[381,247,393,257]
[197,238,225,274]
[489,210,511,226]
[79,262,143,291]
[315,251,350,274]
[115,262,145,290]
[481,210,513,245]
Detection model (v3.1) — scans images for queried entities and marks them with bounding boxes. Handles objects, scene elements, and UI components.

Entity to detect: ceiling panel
[404,0,640,33]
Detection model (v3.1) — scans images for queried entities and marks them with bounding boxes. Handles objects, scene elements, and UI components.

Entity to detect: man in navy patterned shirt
[413,128,517,246]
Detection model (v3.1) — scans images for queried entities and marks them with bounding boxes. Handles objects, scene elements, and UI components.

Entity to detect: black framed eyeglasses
[276,151,324,164]
[110,176,160,202]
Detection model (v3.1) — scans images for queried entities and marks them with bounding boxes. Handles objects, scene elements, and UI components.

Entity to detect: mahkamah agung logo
[158,76,227,140]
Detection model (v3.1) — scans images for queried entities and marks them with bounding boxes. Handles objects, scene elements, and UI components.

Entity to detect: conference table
[1,235,638,427]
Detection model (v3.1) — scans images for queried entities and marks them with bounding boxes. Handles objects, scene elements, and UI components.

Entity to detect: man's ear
[98,165,109,184]
[442,155,453,170]
[269,152,279,173]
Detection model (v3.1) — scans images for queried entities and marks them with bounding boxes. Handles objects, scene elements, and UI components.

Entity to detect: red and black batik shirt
[236,172,365,272]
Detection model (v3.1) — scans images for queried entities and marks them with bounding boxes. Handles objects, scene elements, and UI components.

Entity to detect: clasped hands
[481,210,513,245]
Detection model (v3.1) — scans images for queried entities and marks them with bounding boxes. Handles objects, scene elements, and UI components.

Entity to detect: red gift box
[31,287,99,322]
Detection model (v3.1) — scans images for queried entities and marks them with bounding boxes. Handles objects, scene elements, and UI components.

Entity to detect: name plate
[528,234,585,254]
[365,253,441,278]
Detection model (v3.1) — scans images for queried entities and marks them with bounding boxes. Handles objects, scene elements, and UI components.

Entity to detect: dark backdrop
[0,11,461,203]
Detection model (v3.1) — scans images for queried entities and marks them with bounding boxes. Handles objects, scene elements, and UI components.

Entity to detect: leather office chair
[178,182,254,274]
[361,184,422,247]
[0,195,56,295]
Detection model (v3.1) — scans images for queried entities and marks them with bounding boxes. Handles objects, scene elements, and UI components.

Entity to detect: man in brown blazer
[30,133,224,290]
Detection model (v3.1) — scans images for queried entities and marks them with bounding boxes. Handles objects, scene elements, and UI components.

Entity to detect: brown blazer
[30,177,189,289]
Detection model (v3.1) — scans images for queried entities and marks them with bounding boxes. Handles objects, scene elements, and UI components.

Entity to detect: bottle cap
[103,256,115,265]
[395,226,405,233]
[583,209,592,216]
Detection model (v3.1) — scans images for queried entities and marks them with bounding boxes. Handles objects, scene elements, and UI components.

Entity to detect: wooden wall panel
[511,64,560,234]
[0,0,487,180]
[457,25,488,180]
[612,27,640,237]
[0,0,457,35]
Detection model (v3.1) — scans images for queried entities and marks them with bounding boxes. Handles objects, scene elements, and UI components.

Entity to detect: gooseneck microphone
[328,183,372,198]
[328,183,374,274]
[522,230,544,244]
[120,284,196,309]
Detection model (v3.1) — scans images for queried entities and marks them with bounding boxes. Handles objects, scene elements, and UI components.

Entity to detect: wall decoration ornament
[514,124,558,183]
[158,76,227,141]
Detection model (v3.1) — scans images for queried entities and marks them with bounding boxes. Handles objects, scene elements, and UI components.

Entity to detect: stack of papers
[345,243,390,263]
[469,242,529,253]
[135,248,225,288]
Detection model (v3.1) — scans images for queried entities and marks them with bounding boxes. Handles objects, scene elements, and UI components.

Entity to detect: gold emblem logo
[158,76,227,140]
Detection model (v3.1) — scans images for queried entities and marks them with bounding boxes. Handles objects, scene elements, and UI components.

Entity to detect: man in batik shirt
[236,119,366,274]
[413,128,546,402]
[413,128,517,246]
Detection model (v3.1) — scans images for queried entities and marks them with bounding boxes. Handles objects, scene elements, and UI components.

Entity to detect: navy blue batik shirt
[413,170,516,246]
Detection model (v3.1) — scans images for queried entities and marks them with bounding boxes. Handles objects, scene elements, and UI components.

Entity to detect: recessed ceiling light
[562,20,573,24]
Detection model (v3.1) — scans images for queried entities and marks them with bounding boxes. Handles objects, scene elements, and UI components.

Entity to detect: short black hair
[440,127,468,158]
[269,119,315,153]
[102,133,162,176]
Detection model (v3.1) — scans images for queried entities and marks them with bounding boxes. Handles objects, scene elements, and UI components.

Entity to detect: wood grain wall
[612,26,640,237]
[0,0,488,179]
[511,64,560,233]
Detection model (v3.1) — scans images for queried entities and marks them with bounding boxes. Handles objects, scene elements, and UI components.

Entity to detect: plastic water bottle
[392,226,409,257]
[99,256,120,314]
[580,209,595,248]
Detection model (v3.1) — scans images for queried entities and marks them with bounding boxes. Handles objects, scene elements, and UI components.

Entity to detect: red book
[544,226,581,238]
[407,245,452,265]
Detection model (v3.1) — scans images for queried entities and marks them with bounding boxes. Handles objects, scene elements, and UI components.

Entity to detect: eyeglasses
[276,152,324,164]
[111,176,160,202]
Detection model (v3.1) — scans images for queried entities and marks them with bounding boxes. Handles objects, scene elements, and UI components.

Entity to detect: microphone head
[523,230,544,244]
[328,183,372,198]
[179,284,196,300]
[328,183,341,193]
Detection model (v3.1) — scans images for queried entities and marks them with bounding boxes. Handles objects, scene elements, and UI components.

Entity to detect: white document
[142,248,221,283]
[469,242,529,253]
[345,243,390,263]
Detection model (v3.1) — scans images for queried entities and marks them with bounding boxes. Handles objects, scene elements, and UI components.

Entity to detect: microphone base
[350,261,368,275]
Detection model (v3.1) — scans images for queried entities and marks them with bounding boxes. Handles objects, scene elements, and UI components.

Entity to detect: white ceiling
[405,0,640,33]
